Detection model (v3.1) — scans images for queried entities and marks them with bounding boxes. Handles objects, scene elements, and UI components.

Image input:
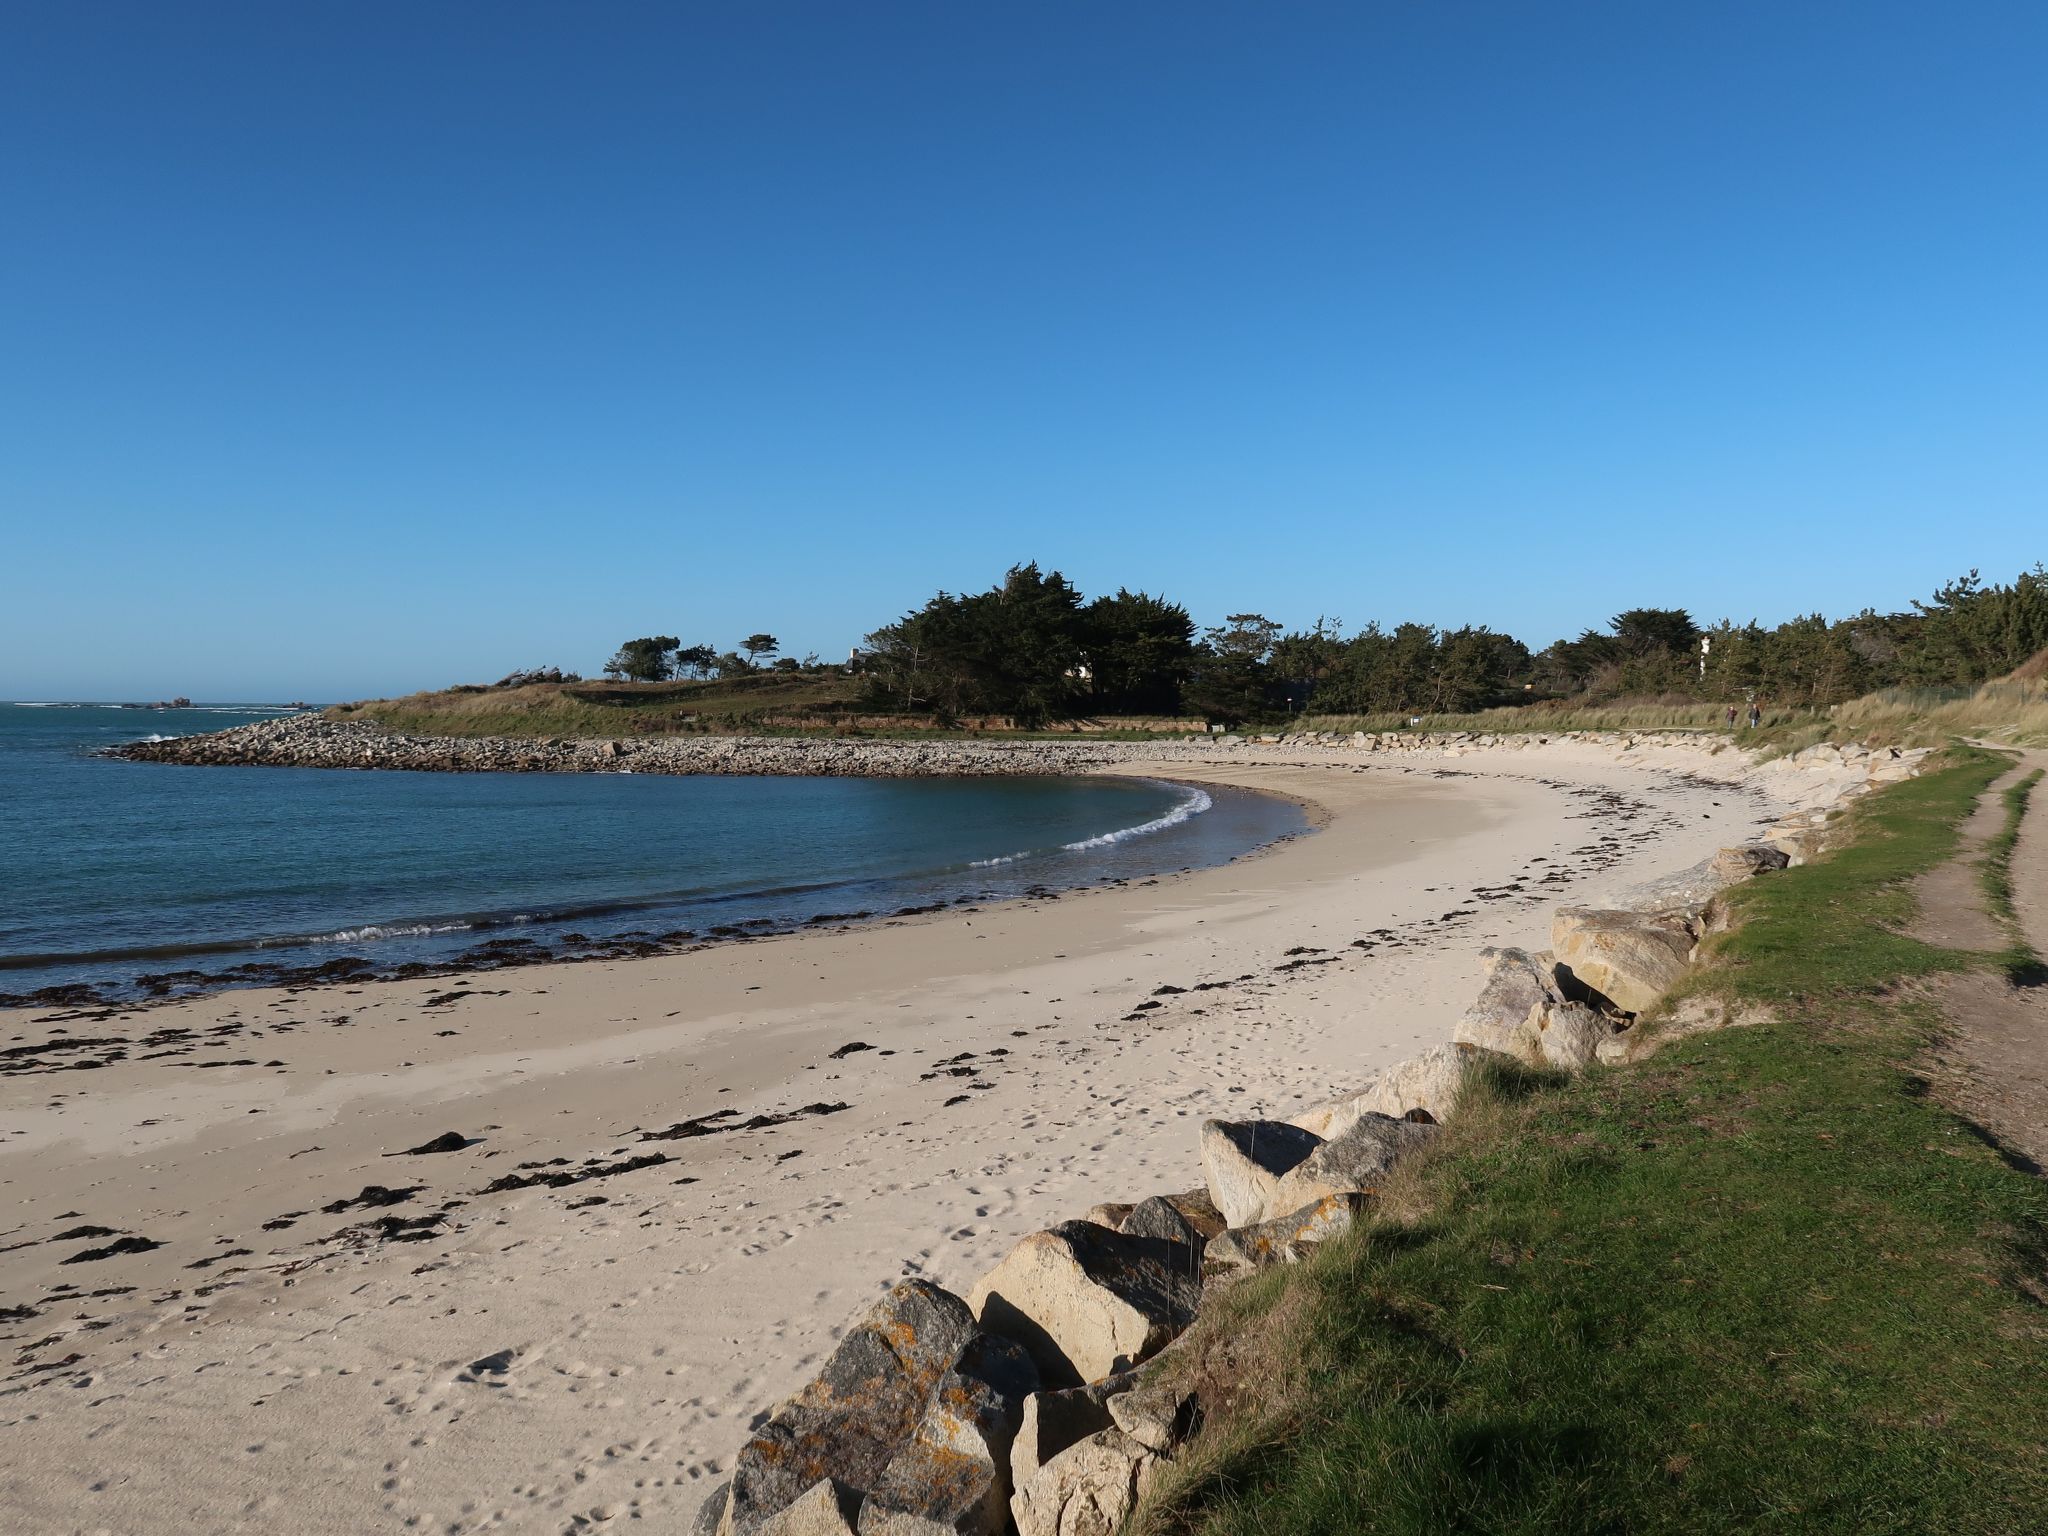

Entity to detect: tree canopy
[861,563,1087,726]
[591,561,2047,725]
[1080,590,1196,713]
[603,636,679,682]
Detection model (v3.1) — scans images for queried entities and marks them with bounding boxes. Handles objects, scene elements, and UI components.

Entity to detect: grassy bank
[327,672,868,737]
[330,673,2048,748]
[1139,746,2048,1535]
[326,675,1205,740]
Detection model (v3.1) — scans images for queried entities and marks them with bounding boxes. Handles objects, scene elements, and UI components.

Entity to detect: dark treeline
[853,562,2048,726]
[585,562,2046,725]
[602,634,813,681]
[860,565,1198,725]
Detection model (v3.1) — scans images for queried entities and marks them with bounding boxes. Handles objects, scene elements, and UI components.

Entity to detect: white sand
[0,740,1861,1534]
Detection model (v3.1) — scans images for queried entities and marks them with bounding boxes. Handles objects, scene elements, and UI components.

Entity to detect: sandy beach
[0,740,1861,1534]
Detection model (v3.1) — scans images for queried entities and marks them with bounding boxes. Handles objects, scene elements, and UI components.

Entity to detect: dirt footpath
[1926,751,2048,1173]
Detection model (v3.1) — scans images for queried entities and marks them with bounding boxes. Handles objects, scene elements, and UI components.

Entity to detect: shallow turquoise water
[0,704,1305,1001]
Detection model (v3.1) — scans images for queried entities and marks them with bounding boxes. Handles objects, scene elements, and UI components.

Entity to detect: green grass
[1705,751,2017,1003]
[1139,746,2048,1536]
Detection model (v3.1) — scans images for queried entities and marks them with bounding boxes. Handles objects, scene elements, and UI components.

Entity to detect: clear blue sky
[3,2,2042,700]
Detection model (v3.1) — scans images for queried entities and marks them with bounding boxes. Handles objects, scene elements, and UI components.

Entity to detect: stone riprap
[104,712,1926,783]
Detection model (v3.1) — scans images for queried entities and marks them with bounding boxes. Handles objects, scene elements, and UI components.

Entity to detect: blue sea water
[0,704,1306,1002]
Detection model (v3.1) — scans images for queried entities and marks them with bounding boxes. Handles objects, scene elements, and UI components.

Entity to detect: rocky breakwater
[689,777,1899,1535]
[108,714,1930,788]
[108,716,1155,778]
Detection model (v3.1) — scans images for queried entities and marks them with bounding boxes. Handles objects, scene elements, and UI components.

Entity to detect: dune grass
[1300,675,2048,750]
[1834,682,2048,749]
[1136,746,2048,1536]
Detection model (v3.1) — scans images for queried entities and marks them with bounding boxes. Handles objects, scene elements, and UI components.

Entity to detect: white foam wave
[278,921,477,946]
[969,783,1213,868]
[1061,785,1212,851]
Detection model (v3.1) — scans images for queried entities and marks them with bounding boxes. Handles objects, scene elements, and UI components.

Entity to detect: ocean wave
[969,783,1213,867]
[1061,784,1212,850]
[276,920,480,947]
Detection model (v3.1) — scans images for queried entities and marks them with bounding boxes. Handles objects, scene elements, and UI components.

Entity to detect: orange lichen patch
[894,1443,987,1499]
[726,1280,980,1531]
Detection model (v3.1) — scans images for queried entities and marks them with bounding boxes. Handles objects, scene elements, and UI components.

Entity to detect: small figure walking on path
[1726,705,1737,728]
[1747,700,1762,730]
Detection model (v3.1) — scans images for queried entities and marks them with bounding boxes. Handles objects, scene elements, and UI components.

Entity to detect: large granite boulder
[1768,827,1828,865]
[1550,908,1696,1014]
[860,1332,1039,1536]
[968,1222,1202,1388]
[723,1280,977,1535]
[1290,1042,1486,1139]
[1452,948,1566,1056]
[1448,949,1620,1075]
[1198,1119,1323,1228]
[1203,1194,1367,1278]
[1007,1378,1128,1506]
[1608,858,1731,917]
[1526,1000,1615,1071]
[695,1484,733,1536]
[1106,1383,1199,1453]
[762,1480,860,1536]
[1711,844,1791,881]
[1866,750,1923,785]
[1261,1112,1437,1220]
[1010,1428,1161,1536]
[1153,1188,1226,1241]
[1118,1195,1208,1251]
